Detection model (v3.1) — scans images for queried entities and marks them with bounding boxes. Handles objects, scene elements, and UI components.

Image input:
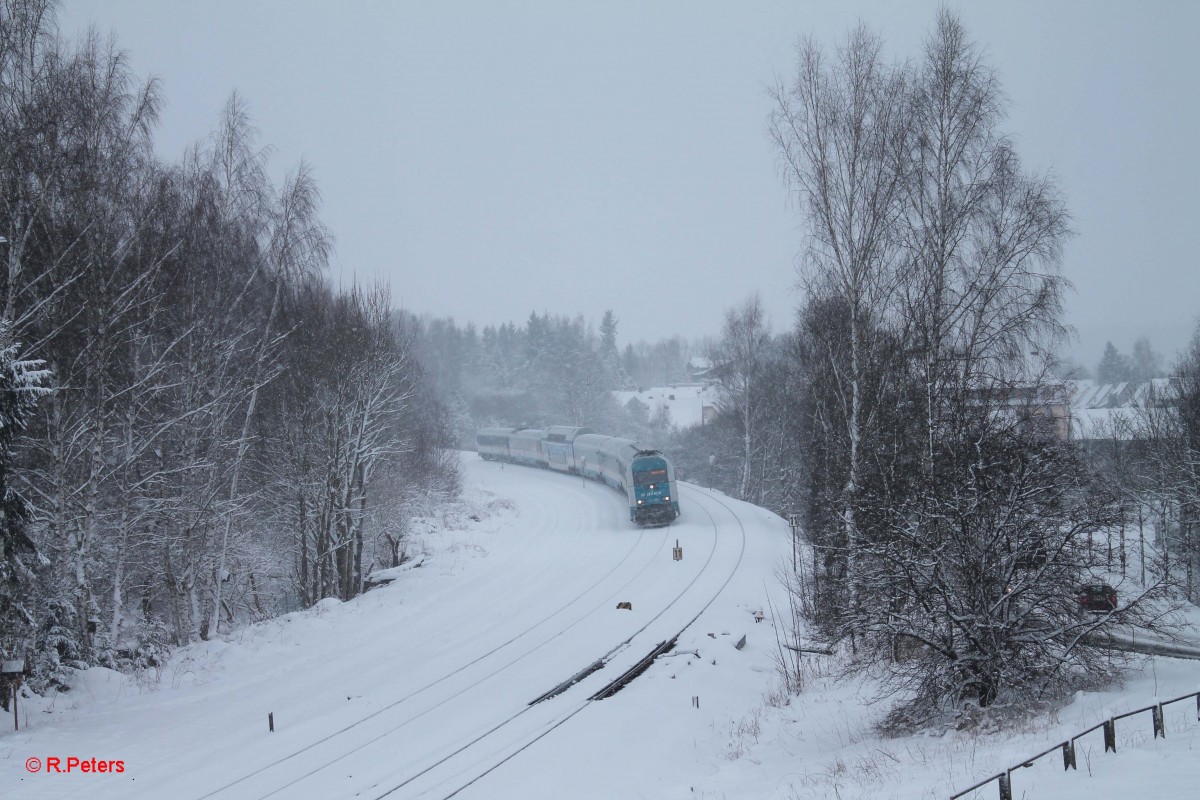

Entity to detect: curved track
[419,484,750,800]
[193,468,679,800]
[1,457,771,800]
[222,474,748,800]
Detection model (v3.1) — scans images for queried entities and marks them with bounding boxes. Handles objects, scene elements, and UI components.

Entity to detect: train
[476,425,681,526]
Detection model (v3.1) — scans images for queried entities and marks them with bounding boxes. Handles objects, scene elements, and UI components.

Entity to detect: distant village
[616,355,1181,445]
[613,357,719,430]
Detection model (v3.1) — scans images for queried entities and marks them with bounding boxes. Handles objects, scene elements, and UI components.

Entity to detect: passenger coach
[474,426,680,526]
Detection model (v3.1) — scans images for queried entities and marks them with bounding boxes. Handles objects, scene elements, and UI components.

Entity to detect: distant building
[964,382,1074,441]
[954,378,1181,443]
[1065,378,1178,441]
[613,383,720,430]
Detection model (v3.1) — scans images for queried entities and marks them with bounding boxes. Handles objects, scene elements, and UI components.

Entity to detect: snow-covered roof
[1062,378,1180,441]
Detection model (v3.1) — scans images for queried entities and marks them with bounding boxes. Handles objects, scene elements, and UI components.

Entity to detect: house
[1066,378,1179,442]
[612,383,720,430]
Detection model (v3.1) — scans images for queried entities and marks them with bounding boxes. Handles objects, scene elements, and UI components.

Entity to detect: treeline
[411,309,701,446]
[1094,337,1165,384]
[0,0,454,693]
[685,12,1195,727]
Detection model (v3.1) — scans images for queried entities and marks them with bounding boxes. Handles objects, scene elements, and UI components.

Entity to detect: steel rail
[193,471,659,800]
[429,485,749,800]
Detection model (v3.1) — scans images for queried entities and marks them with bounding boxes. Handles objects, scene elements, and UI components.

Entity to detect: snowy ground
[613,383,719,429]
[1,454,1197,799]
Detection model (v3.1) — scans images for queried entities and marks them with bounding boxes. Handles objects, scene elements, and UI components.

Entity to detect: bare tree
[1133,328,1200,599]
[709,294,771,501]
[774,12,1156,727]
[899,8,1069,473]
[0,3,459,687]
[211,150,330,635]
[770,24,910,623]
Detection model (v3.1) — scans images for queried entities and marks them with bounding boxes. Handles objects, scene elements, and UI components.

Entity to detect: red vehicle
[1078,583,1117,612]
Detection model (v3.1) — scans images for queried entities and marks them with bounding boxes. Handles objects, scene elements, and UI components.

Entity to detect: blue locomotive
[475,426,681,526]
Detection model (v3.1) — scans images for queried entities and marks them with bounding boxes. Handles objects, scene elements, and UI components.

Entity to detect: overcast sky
[59,1,1199,368]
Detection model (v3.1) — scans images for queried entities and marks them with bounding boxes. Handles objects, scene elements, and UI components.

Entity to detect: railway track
[370,484,749,800]
[191,479,748,800]
[190,473,668,800]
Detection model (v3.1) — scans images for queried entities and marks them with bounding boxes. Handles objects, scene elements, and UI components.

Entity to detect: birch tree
[0,1,456,684]
[775,12,1153,724]
[211,151,330,635]
[709,295,771,501]
[899,7,1069,469]
[770,25,909,625]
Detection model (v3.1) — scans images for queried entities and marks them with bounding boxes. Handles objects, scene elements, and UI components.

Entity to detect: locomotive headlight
[664,496,669,502]
[649,484,655,490]
[637,499,643,505]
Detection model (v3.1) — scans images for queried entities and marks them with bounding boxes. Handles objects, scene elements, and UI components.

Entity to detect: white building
[613,383,720,429]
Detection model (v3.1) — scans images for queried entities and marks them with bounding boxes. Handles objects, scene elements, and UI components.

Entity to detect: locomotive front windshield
[633,467,668,486]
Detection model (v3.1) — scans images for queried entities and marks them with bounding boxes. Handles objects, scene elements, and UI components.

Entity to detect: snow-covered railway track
[211,483,743,800]
[1,460,773,800]
[190,481,670,800]
[366,484,749,800]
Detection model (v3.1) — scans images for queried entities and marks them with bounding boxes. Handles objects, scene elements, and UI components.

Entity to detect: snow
[1,453,1197,799]
[1062,377,1180,441]
[613,383,720,429]
[365,557,427,588]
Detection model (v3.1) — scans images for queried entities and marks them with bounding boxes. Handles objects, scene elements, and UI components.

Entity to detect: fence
[949,690,1200,800]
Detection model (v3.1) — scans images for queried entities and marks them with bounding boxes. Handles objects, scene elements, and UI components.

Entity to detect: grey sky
[60,1,1199,368]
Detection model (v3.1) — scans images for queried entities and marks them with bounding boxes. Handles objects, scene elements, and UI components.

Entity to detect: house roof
[1061,378,1180,440]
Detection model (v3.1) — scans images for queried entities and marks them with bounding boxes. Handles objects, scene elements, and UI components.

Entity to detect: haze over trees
[1096,337,1166,384]
[408,309,706,452]
[0,0,455,696]
[2,0,1195,740]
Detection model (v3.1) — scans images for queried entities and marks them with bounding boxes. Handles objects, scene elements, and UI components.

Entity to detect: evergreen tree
[621,344,639,388]
[1130,336,1164,382]
[598,309,628,389]
[1096,341,1131,383]
[0,325,52,666]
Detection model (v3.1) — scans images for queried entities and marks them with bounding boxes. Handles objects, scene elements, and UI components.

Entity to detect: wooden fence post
[1103,719,1117,752]
[1153,705,1165,739]
[998,772,1012,800]
[1062,740,1076,771]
